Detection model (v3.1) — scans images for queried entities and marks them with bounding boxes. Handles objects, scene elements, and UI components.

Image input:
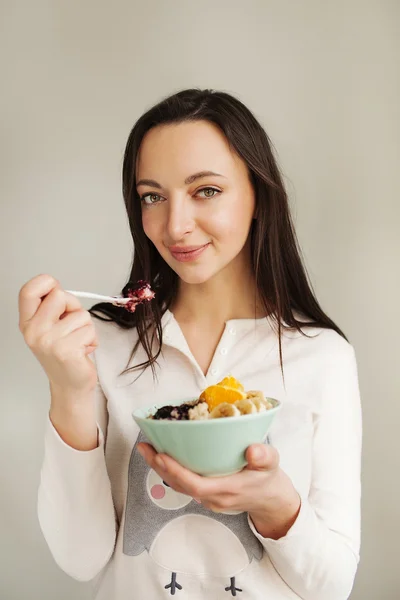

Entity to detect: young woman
[19,89,362,600]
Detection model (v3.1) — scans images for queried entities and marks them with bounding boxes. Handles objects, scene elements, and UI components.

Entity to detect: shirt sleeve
[37,377,117,582]
[248,343,362,600]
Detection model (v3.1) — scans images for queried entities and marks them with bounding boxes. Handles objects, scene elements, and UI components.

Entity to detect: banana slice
[234,398,258,415]
[246,390,272,411]
[252,398,267,412]
[246,390,265,401]
[210,402,241,419]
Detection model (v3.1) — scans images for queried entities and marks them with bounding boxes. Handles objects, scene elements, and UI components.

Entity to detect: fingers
[245,444,280,471]
[19,276,87,352]
[138,443,282,517]
[138,443,230,499]
[138,444,282,516]
[51,325,98,362]
[157,453,219,498]
[84,345,98,356]
[52,308,93,339]
[33,289,82,329]
[19,274,59,324]
[137,444,187,494]
[41,310,98,355]
[19,275,82,332]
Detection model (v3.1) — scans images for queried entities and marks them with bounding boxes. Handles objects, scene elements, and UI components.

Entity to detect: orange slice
[200,385,247,411]
[217,376,244,392]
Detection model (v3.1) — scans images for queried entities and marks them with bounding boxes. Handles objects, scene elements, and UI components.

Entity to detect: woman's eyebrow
[136,171,226,188]
[184,171,226,184]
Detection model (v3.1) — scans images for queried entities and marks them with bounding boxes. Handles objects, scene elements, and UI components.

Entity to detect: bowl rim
[132,397,281,425]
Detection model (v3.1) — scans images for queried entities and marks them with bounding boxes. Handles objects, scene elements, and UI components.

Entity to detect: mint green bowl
[132,397,281,477]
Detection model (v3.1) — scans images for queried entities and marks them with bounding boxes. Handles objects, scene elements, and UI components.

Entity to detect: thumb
[245,443,280,471]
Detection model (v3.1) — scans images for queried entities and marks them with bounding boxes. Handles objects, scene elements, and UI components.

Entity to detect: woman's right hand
[18,274,99,397]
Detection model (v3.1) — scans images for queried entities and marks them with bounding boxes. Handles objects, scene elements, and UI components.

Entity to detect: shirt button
[220,348,228,356]
[211,368,218,375]
[228,328,236,335]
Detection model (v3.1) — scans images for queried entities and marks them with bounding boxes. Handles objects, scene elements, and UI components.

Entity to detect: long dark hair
[90,88,347,377]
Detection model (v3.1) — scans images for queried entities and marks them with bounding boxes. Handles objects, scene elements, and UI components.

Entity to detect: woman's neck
[171,263,266,327]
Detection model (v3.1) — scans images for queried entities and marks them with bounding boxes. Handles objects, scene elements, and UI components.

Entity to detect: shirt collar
[159,309,275,346]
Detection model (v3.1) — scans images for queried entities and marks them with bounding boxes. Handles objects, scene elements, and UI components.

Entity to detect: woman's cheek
[142,212,159,244]
[205,204,252,240]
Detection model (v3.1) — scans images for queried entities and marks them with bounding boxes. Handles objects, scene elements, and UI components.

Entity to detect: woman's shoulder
[282,312,355,363]
[303,326,354,359]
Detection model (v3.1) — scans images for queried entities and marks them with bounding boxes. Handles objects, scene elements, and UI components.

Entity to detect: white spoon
[65,290,130,305]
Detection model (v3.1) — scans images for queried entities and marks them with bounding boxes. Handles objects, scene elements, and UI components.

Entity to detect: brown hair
[90,88,347,377]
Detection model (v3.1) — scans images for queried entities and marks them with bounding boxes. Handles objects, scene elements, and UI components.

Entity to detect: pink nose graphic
[151,484,166,499]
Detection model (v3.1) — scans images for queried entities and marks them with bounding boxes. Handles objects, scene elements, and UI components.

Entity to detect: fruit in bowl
[132,376,281,477]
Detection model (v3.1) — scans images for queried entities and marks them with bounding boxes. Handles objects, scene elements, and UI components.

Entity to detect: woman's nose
[166,197,195,242]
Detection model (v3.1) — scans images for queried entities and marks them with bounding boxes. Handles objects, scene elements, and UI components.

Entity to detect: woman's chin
[174,266,217,285]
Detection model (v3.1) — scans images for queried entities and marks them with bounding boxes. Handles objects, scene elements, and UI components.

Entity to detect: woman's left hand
[137,442,301,540]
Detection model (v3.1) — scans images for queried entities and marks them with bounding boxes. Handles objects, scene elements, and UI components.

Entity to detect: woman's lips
[169,243,211,262]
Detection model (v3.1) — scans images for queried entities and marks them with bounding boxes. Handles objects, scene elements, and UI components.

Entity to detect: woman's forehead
[135,121,245,183]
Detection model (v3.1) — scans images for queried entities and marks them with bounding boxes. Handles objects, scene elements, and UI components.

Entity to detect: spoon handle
[65,290,128,303]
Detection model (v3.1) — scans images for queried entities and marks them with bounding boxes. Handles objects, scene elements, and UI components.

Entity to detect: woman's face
[136,120,256,285]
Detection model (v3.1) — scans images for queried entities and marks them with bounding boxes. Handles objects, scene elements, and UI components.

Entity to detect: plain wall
[1,1,399,598]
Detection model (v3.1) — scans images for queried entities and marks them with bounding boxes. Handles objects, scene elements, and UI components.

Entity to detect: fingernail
[155,456,166,471]
[253,446,265,463]
[137,445,145,457]
[193,498,201,504]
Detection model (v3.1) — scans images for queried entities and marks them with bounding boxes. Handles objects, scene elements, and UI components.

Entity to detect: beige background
[1,1,399,598]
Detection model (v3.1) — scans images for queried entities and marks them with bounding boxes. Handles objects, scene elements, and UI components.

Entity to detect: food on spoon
[148,376,275,420]
[117,280,155,313]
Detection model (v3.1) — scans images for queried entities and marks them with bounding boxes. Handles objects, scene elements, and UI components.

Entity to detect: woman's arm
[37,377,117,582]
[249,344,362,600]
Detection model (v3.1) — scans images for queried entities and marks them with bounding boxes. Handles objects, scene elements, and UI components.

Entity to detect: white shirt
[38,309,362,600]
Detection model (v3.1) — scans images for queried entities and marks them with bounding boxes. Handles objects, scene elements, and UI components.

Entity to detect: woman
[19,89,362,599]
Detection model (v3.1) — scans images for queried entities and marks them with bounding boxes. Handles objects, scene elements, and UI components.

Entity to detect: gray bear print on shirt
[123,431,264,595]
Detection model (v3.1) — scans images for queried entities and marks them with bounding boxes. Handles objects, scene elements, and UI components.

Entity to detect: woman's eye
[141,188,219,204]
[141,193,161,205]
[197,187,220,199]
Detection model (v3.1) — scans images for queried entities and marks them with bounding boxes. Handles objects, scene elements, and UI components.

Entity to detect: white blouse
[38,310,362,600]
